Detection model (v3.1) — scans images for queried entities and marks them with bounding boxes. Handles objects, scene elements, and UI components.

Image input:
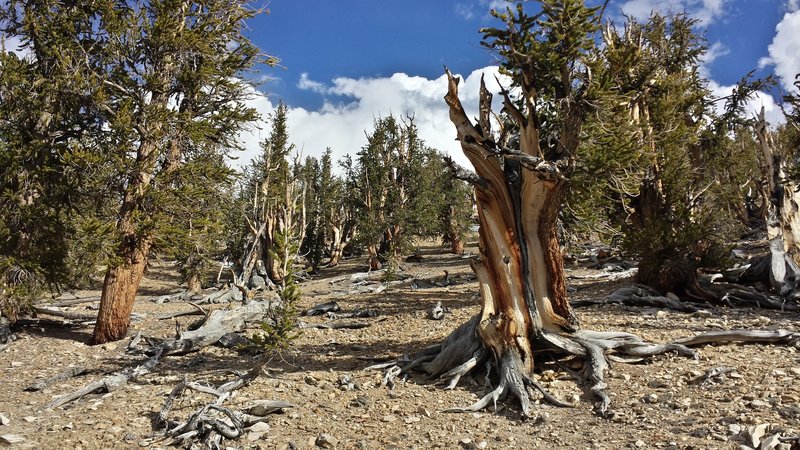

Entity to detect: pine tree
[1,0,266,343]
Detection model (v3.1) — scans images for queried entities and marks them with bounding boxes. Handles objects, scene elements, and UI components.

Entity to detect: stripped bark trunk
[383,69,708,418]
[756,107,800,298]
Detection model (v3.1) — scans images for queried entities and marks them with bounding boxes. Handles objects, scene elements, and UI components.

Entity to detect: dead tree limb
[45,300,279,409]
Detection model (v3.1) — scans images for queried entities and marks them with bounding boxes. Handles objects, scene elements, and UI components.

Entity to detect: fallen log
[45,299,279,409]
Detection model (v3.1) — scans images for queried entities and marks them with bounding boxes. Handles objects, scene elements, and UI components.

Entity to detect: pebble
[761,434,782,449]
[729,424,742,435]
[791,368,800,376]
[417,406,431,418]
[404,416,421,424]
[315,433,338,449]
[22,416,36,423]
[634,439,646,447]
[0,413,9,426]
[0,435,24,445]
[749,400,770,409]
[381,415,396,423]
[643,393,659,404]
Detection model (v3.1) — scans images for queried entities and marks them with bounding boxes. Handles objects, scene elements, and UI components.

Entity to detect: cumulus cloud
[235,67,510,173]
[455,0,510,20]
[698,41,729,77]
[707,80,785,126]
[297,72,327,94]
[759,9,800,90]
[618,0,729,25]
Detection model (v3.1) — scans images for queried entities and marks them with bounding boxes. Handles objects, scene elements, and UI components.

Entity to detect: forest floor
[0,241,799,450]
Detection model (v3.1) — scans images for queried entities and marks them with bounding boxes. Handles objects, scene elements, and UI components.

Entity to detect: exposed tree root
[146,357,293,449]
[381,314,799,418]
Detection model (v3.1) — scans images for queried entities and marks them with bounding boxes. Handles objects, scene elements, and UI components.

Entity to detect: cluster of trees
[1,0,799,354]
[0,1,474,344]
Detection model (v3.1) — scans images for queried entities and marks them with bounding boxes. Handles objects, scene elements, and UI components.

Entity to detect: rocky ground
[0,243,799,449]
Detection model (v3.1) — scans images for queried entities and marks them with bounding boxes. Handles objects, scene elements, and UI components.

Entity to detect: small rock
[315,433,338,449]
[305,376,319,387]
[760,434,782,450]
[476,442,488,449]
[381,415,396,423]
[0,435,24,445]
[753,316,771,326]
[22,416,35,423]
[747,424,770,448]
[0,413,9,426]
[749,400,770,409]
[656,310,668,319]
[772,369,787,377]
[729,424,742,435]
[9,361,21,368]
[417,406,431,418]
[643,393,659,404]
[404,416,421,424]
[248,400,295,416]
[248,422,270,433]
[634,439,646,447]
[790,368,800,376]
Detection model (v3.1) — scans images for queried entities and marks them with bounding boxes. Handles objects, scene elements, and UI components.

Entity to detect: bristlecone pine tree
[397,0,699,417]
[1,1,265,344]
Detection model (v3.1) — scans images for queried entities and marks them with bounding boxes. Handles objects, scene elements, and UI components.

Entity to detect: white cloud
[699,41,729,77]
[455,0,510,20]
[759,9,800,91]
[297,72,327,93]
[235,67,510,173]
[618,0,730,25]
[788,0,799,12]
[707,80,785,126]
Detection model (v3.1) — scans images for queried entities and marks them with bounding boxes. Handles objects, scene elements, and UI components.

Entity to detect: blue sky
[232,0,799,169]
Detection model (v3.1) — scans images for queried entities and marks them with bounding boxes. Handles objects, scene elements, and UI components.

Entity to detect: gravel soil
[0,244,798,449]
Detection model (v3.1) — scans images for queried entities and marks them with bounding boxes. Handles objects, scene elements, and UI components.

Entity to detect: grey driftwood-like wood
[44,300,278,409]
[149,357,293,448]
[25,366,87,392]
[572,284,701,313]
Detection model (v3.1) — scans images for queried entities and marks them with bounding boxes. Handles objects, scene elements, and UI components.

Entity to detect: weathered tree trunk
[756,107,800,297]
[367,243,382,271]
[92,136,161,344]
[388,69,699,418]
[92,230,152,344]
[448,233,464,254]
[187,273,202,293]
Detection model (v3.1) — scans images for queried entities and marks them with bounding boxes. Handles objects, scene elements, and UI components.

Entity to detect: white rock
[760,434,782,450]
[315,433,338,449]
[747,424,770,448]
[0,413,9,426]
[247,422,270,433]
[0,435,24,445]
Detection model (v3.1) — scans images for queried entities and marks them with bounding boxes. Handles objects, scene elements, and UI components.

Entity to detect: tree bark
[92,235,151,344]
[187,273,202,293]
[442,69,578,366]
[756,107,800,297]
